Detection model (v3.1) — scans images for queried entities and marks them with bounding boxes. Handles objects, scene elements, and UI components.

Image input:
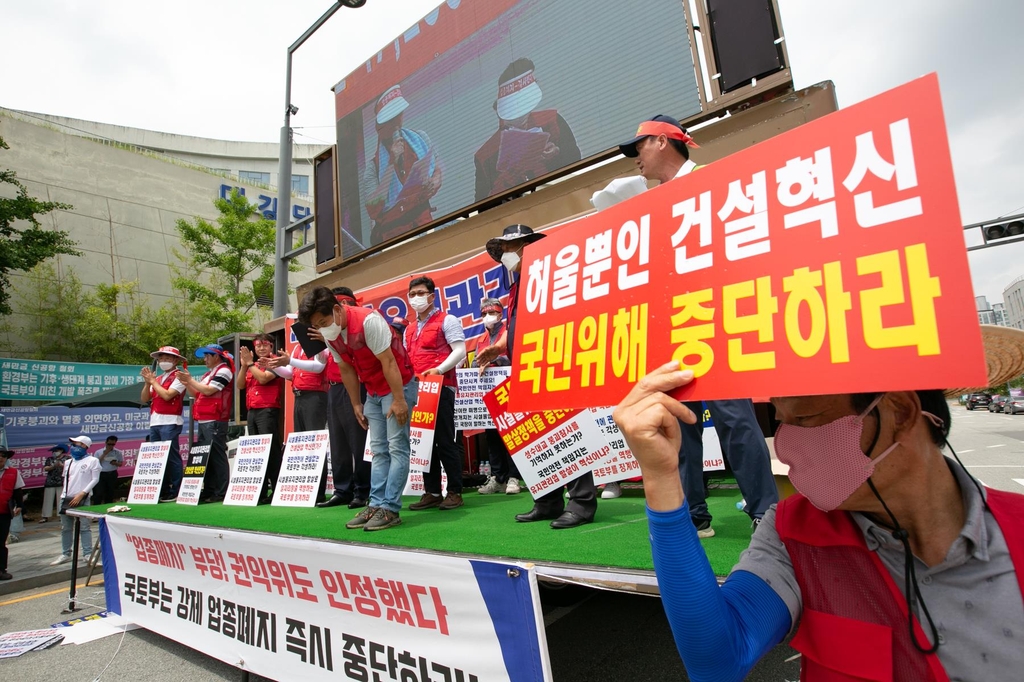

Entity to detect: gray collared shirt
[734,459,1023,680]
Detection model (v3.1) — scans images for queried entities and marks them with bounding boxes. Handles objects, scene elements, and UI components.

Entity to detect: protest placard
[455,367,511,430]
[272,431,328,507]
[225,434,273,506]
[409,375,444,473]
[177,444,210,506]
[127,441,171,504]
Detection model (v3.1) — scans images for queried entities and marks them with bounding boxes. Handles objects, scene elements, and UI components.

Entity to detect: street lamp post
[273,1,368,319]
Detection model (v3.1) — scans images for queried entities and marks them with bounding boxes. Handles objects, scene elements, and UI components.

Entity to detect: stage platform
[79,483,752,593]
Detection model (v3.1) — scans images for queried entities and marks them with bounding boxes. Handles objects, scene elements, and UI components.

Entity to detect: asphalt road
[1,402,1020,681]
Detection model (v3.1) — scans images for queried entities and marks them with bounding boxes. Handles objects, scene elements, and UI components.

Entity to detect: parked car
[989,395,1009,412]
[1005,398,1024,415]
[966,393,992,410]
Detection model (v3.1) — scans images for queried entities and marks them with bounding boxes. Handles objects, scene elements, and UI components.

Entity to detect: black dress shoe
[317,494,351,509]
[515,507,561,523]
[348,498,368,509]
[550,511,591,529]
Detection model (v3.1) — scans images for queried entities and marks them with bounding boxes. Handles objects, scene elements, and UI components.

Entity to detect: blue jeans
[365,379,418,513]
[60,500,93,557]
[152,423,183,498]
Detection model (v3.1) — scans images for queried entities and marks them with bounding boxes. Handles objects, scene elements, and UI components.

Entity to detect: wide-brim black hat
[486,224,546,263]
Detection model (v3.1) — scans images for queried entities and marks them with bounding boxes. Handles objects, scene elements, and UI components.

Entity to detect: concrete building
[993,302,1009,327]
[0,109,318,357]
[1004,276,1024,330]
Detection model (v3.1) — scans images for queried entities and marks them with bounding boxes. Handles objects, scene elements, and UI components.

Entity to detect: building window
[292,175,310,194]
[238,170,271,185]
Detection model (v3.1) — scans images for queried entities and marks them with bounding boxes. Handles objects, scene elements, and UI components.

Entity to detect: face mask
[319,309,342,341]
[501,251,521,272]
[158,361,175,371]
[774,395,901,512]
[70,445,88,461]
[482,314,501,329]
[408,295,431,313]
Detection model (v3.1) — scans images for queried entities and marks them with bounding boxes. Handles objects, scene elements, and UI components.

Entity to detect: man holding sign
[404,276,468,512]
[298,287,418,532]
[617,115,778,537]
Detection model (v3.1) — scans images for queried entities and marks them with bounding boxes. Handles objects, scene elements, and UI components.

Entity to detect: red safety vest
[328,306,414,397]
[324,354,343,384]
[150,371,184,416]
[475,323,507,361]
[245,368,283,409]
[0,467,17,513]
[775,487,1024,681]
[291,347,328,393]
[194,363,233,422]
[407,311,458,388]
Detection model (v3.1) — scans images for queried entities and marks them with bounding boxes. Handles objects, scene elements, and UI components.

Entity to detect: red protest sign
[506,74,986,411]
[409,375,444,472]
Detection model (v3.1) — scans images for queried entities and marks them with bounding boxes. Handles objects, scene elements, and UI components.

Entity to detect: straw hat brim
[942,325,1024,397]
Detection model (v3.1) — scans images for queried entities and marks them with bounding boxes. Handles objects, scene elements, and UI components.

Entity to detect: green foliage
[0,134,80,315]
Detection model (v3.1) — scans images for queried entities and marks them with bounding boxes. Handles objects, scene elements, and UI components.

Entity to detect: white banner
[178,444,210,506]
[103,517,552,681]
[588,408,640,485]
[127,441,170,504]
[409,376,443,473]
[454,367,510,430]
[272,431,328,507]
[403,469,448,497]
[226,435,273,506]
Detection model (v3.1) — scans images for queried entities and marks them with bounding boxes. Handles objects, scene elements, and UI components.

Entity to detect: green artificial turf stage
[85,484,751,577]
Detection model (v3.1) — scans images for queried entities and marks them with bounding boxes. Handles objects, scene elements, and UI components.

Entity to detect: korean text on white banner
[127,441,171,504]
[587,408,640,485]
[409,375,444,473]
[272,431,328,507]
[404,469,448,498]
[226,434,273,506]
[178,445,210,506]
[454,367,511,430]
[101,516,552,681]
[482,378,609,499]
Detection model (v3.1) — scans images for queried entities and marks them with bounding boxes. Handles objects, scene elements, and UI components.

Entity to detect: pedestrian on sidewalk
[50,436,99,566]
[40,444,69,523]
[93,435,123,505]
[0,448,26,580]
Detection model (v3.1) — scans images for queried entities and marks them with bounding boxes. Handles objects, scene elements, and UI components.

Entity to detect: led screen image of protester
[93,435,123,505]
[404,276,468,513]
[365,84,443,246]
[140,345,187,502]
[0,448,25,580]
[316,287,371,511]
[298,287,418,532]
[49,435,99,566]
[481,224,597,529]
[180,344,234,503]
[613,325,1024,681]
[471,297,522,496]
[618,114,779,538]
[474,58,581,202]
[237,333,285,501]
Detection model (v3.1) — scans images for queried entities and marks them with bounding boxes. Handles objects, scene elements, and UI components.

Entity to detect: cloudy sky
[2,0,1022,303]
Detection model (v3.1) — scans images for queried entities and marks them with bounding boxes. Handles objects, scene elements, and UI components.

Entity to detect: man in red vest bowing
[404,276,468,512]
[179,344,234,503]
[298,286,418,532]
[614,325,1024,681]
[141,345,187,502]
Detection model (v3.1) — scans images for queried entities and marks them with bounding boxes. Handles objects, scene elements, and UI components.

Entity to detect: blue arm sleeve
[648,502,791,682]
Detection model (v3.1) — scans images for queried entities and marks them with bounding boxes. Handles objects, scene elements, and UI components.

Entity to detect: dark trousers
[152,423,183,499]
[95,470,119,504]
[422,387,464,496]
[679,399,778,524]
[485,429,520,483]
[318,384,370,502]
[0,513,10,571]
[248,407,282,494]
[531,473,597,521]
[294,391,328,432]
[198,420,230,499]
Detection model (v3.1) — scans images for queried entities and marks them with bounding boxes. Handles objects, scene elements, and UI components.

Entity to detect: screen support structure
[273,1,367,318]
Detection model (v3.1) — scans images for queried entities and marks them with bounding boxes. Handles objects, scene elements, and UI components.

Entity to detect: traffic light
[966,213,1024,251]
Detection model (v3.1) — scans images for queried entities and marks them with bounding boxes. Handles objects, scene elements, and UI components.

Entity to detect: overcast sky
[2,0,1022,303]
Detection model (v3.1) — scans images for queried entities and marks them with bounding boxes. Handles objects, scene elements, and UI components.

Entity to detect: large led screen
[333,0,701,259]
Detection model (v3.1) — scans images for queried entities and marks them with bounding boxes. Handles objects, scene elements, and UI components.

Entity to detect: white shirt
[149,372,187,427]
[339,310,393,356]
[62,456,101,499]
[96,447,123,473]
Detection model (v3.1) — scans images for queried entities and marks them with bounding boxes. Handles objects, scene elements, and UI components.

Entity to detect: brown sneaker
[346,506,379,529]
[439,492,464,510]
[364,508,401,531]
[409,493,442,511]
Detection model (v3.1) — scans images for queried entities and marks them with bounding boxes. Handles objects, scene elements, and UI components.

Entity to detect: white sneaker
[601,482,622,499]
[50,554,72,566]
[505,477,521,494]
[477,476,502,494]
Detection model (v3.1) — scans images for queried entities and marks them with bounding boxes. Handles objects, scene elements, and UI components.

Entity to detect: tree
[170,189,299,341]
[0,134,80,315]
